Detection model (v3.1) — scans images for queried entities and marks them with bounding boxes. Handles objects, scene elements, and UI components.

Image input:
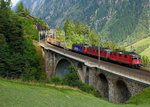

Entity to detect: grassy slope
[127,87,150,105]
[0,79,150,107]
[141,47,150,59]
[126,36,150,58]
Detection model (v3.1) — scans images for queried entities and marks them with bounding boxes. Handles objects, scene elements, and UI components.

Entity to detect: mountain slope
[126,36,150,58]
[21,0,150,42]
[141,47,150,59]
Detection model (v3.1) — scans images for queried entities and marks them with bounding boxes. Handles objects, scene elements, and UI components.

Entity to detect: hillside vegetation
[127,87,150,105]
[141,47,150,59]
[21,0,150,42]
[0,78,150,107]
[56,19,125,51]
[126,36,150,56]
[0,0,47,81]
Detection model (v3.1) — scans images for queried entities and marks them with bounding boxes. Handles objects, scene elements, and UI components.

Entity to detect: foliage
[0,0,10,9]
[88,29,98,45]
[0,0,46,81]
[20,17,39,40]
[134,44,149,54]
[63,19,98,46]
[141,56,150,67]
[50,76,62,85]
[126,87,150,105]
[61,19,125,50]
[62,66,82,87]
[0,34,10,77]
[15,1,30,16]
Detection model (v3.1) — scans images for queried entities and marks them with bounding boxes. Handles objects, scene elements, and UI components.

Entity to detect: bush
[62,66,80,87]
[141,56,150,67]
[21,63,46,82]
[79,83,94,92]
[79,83,101,97]
[50,76,62,85]
[63,66,101,97]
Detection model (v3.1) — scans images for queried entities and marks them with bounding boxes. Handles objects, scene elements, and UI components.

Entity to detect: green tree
[62,66,81,87]
[24,8,30,16]
[63,19,75,39]
[75,21,84,35]
[0,0,10,9]
[15,2,25,16]
[15,2,30,16]
[6,16,24,53]
[142,56,150,67]
[9,53,25,78]
[83,25,90,35]
[0,34,10,77]
[105,41,117,49]
[88,29,98,45]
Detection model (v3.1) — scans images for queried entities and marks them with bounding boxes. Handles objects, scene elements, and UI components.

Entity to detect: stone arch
[55,58,73,78]
[98,73,109,98]
[54,57,84,82]
[116,80,131,103]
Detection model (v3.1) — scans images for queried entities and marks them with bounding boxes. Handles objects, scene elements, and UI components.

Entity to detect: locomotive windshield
[132,56,141,60]
[132,57,138,60]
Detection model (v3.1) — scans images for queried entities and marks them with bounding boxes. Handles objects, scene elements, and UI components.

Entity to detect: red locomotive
[47,37,142,68]
[72,43,142,68]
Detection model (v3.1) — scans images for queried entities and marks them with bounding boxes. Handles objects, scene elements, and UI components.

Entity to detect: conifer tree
[15,2,25,16]
[0,34,10,77]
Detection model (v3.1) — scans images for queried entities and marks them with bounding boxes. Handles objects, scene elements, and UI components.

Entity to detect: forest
[0,0,46,80]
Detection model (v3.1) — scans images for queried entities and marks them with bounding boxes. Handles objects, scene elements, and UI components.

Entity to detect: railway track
[41,41,150,83]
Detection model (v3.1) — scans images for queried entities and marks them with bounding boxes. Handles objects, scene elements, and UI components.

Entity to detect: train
[47,37,142,68]
[47,37,66,48]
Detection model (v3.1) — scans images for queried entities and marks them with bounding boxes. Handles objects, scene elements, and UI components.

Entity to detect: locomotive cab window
[132,57,138,60]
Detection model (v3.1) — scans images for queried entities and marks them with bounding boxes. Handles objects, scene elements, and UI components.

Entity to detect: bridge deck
[40,41,150,85]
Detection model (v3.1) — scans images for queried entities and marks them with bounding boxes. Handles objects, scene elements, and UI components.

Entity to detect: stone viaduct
[40,42,150,103]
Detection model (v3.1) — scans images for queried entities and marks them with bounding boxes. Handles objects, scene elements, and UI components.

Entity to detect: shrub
[79,83,94,93]
[79,83,101,97]
[62,66,80,87]
[50,76,62,85]
[141,56,150,67]
[63,66,101,97]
